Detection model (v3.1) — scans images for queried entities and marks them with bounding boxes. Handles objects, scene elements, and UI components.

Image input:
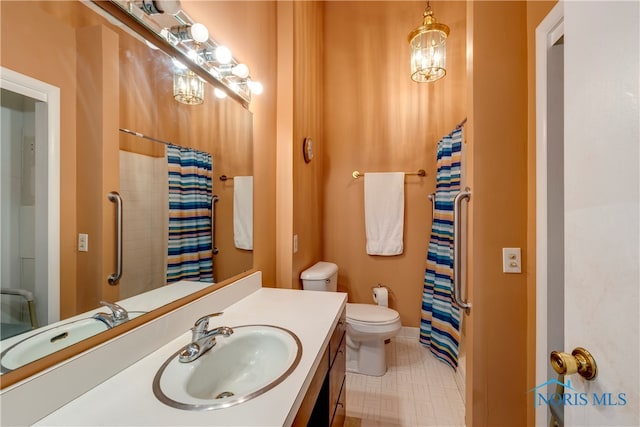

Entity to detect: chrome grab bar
[107,192,123,285]
[428,193,435,219]
[453,188,472,313]
[211,195,219,255]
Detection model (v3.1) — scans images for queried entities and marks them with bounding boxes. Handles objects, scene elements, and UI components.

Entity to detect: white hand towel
[233,176,253,250]
[364,172,405,256]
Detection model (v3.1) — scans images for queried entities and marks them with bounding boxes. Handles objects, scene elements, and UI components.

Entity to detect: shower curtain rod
[119,128,174,146]
[119,128,211,157]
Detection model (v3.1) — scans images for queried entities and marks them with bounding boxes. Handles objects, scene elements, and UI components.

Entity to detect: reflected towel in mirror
[234,176,253,250]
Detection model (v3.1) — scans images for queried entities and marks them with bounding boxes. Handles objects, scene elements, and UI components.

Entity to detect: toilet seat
[346,303,400,326]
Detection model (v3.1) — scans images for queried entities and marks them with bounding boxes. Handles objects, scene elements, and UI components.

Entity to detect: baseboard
[398,326,419,339]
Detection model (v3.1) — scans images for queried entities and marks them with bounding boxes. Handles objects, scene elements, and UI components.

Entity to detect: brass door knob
[550,347,597,380]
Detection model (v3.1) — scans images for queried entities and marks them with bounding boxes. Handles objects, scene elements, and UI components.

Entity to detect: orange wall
[182,1,278,286]
[323,1,466,326]
[292,2,325,287]
[465,2,529,425]
[275,1,295,288]
[75,25,120,311]
[272,1,325,289]
[1,1,78,318]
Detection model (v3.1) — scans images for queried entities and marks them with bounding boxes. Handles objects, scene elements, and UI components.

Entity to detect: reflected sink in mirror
[153,325,302,411]
[0,312,146,373]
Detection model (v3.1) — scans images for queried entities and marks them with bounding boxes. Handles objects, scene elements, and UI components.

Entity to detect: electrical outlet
[78,233,89,252]
[502,247,521,273]
[293,234,298,254]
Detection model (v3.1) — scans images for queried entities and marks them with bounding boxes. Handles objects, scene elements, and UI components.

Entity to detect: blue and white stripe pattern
[166,145,214,284]
[420,127,463,370]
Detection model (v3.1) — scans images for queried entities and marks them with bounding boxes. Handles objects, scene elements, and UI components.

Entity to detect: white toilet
[300,261,402,376]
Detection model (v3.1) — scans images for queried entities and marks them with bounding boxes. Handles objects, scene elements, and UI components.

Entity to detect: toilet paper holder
[371,283,391,292]
[371,284,392,306]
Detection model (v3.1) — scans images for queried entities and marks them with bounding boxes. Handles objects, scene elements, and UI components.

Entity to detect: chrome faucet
[93,301,129,328]
[178,312,234,363]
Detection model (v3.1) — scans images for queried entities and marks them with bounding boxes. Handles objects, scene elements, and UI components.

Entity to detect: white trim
[0,67,60,324]
[535,3,564,427]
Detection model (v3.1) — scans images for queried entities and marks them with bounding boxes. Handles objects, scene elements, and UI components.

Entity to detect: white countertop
[35,288,347,427]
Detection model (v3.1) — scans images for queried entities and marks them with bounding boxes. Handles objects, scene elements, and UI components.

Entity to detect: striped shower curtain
[420,127,463,370]
[166,145,214,284]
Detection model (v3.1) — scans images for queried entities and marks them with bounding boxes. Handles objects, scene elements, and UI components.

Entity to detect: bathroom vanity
[1,273,347,426]
[294,307,346,426]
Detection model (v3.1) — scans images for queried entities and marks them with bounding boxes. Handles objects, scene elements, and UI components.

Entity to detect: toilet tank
[300,262,338,292]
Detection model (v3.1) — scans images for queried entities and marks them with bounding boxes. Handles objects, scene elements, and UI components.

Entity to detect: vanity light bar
[93,1,260,106]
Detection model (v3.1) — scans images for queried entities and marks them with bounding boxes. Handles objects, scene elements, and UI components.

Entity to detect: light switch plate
[502,247,521,273]
[293,234,298,254]
[78,233,88,252]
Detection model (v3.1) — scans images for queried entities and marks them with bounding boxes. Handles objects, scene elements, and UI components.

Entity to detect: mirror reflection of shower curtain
[166,145,213,284]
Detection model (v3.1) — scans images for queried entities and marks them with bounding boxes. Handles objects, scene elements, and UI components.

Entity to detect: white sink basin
[153,324,302,410]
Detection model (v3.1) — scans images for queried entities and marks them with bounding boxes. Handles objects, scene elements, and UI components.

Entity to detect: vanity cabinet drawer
[294,305,346,427]
[329,334,346,426]
[329,308,346,368]
[293,348,329,427]
[331,377,346,427]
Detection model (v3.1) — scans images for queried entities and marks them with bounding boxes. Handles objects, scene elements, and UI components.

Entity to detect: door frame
[0,67,60,324]
[535,3,564,426]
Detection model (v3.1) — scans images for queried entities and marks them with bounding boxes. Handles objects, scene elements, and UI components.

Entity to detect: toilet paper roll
[373,286,389,307]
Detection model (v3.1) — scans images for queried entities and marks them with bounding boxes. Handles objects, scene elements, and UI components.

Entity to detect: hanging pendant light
[408,1,450,83]
[173,70,205,105]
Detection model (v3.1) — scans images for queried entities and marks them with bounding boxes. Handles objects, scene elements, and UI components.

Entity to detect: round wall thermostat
[303,137,314,163]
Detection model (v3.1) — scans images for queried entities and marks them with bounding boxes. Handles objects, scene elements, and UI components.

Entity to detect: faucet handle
[98,301,129,322]
[192,312,224,340]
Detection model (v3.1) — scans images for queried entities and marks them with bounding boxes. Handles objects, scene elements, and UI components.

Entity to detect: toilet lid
[346,303,400,324]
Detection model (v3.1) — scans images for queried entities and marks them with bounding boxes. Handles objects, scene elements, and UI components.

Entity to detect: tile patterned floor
[345,333,465,427]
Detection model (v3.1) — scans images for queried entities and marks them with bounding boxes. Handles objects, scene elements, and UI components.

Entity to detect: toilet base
[346,337,387,376]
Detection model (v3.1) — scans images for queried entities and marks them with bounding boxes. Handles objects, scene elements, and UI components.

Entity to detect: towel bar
[352,169,426,179]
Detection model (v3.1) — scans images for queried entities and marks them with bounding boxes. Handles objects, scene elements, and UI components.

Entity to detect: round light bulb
[190,23,209,43]
[214,88,227,99]
[248,80,263,95]
[215,46,232,64]
[232,63,250,79]
[154,0,181,15]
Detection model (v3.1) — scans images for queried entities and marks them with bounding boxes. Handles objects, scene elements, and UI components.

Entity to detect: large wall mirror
[0,1,253,381]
